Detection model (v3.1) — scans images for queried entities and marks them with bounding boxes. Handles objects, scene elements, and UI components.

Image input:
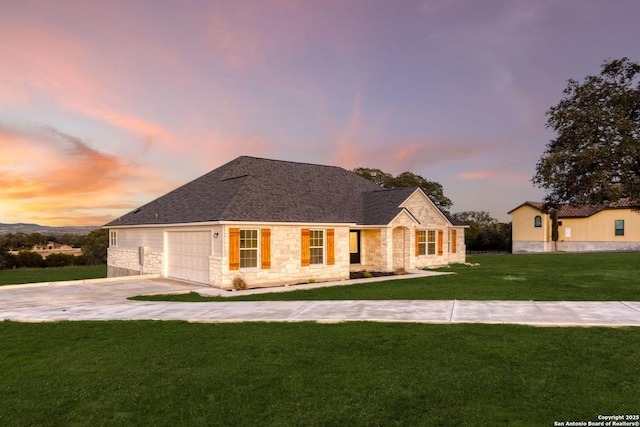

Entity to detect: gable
[399,188,452,227]
[361,187,416,225]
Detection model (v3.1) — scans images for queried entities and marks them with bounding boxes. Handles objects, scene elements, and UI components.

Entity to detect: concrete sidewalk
[1,276,640,327]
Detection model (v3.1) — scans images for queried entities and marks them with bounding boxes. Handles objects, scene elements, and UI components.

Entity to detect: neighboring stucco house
[106,156,467,289]
[509,199,640,253]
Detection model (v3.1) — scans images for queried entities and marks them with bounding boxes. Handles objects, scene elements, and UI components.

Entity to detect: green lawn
[0,265,107,286]
[134,252,640,302]
[0,321,638,426]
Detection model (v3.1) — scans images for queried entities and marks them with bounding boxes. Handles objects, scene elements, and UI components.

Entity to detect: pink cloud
[0,20,183,154]
[0,123,170,225]
[332,134,482,175]
[457,170,498,180]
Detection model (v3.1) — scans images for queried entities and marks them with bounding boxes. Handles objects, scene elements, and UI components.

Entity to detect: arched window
[534,215,542,227]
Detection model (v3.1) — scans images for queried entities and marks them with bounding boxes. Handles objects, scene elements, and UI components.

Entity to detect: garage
[167,231,211,284]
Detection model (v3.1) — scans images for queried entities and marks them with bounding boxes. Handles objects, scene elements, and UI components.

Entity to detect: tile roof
[106,156,458,227]
[509,199,640,218]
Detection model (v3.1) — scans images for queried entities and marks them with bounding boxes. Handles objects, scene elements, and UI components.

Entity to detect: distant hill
[0,223,99,236]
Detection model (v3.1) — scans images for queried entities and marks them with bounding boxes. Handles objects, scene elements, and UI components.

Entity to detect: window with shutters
[309,229,324,265]
[427,230,436,255]
[240,229,258,268]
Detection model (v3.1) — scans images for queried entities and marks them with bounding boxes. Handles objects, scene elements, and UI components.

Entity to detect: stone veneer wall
[512,240,640,253]
[360,229,382,268]
[512,241,548,253]
[107,248,163,277]
[219,224,351,290]
[557,241,640,252]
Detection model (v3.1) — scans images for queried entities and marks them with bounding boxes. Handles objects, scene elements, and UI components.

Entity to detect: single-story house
[106,156,467,289]
[509,199,640,253]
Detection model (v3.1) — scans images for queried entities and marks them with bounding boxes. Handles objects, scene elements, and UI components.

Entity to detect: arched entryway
[392,227,410,272]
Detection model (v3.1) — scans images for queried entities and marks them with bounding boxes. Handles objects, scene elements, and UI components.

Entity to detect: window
[615,220,625,236]
[427,230,436,255]
[302,229,334,267]
[230,228,270,270]
[534,215,542,227]
[309,230,324,265]
[417,231,426,255]
[240,229,258,268]
[109,230,117,247]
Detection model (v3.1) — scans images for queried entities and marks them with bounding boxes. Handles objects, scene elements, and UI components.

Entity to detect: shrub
[0,248,15,270]
[45,253,77,268]
[232,276,248,290]
[15,251,45,268]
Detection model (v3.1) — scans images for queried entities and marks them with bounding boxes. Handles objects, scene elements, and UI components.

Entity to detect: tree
[81,229,109,265]
[452,211,511,252]
[0,247,15,270]
[551,210,559,243]
[353,168,453,211]
[351,168,394,187]
[15,250,45,268]
[533,58,640,206]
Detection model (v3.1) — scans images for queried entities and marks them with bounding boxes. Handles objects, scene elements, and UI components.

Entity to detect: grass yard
[1,321,638,426]
[0,265,107,286]
[134,252,640,302]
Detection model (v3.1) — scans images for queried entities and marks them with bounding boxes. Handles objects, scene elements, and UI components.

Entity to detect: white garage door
[167,231,211,284]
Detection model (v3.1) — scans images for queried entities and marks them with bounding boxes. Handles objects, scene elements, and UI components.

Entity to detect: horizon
[2,0,639,226]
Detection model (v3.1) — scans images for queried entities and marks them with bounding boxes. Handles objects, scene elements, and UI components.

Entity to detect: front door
[349,230,361,264]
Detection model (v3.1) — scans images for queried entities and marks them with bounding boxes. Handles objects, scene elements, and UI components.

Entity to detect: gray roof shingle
[106,156,457,227]
[362,187,418,225]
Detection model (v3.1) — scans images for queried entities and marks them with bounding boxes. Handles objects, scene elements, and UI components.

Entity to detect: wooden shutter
[301,228,310,266]
[261,229,271,269]
[327,228,335,265]
[415,230,420,256]
[438,230,444,256]
[229,228,240,270]
[451,230,457,253]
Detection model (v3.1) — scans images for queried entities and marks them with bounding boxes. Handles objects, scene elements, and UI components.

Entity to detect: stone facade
[360,229,382,267]
[107,190,467,289]
[107,248,163,277]
[217,224,350,289]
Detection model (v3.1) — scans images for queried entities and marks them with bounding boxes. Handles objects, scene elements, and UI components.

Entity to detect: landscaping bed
[348,270,397,279]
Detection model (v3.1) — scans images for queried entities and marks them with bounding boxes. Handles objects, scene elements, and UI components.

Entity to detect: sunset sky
[2,0,639,226]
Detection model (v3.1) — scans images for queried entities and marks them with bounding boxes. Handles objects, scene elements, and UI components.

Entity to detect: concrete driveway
[1,277,640,327]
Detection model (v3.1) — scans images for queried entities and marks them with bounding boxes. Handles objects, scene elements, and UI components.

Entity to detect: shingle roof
[106,156,456,227]
[362,187,418,225]
[509,199,640,218]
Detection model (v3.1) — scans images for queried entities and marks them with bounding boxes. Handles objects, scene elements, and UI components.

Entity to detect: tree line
[451,211,511,252]
[0,229,108,270]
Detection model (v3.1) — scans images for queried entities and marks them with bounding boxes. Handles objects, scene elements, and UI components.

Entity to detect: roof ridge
[367,186,418,194]
[237,155,350,171]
